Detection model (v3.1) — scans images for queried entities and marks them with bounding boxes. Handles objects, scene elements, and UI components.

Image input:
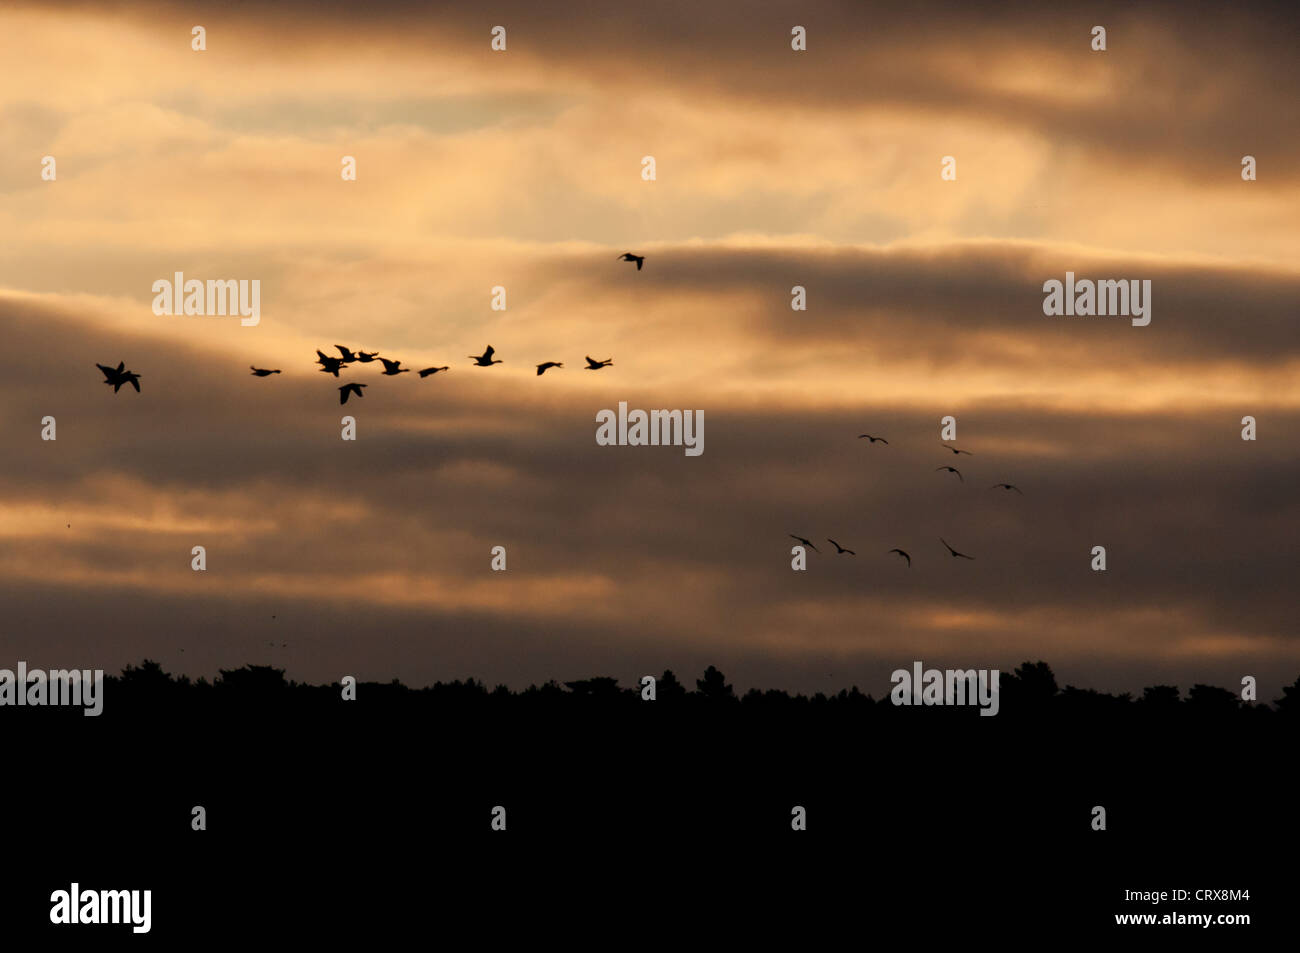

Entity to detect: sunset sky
[1,0,1296,697]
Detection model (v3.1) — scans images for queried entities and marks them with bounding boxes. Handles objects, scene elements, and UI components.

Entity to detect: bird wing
[636,259,643,270]
[96,364,116,380]
[483,346,495,359]
[130,376,140,392]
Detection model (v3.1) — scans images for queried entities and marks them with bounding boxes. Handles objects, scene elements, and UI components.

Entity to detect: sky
[1,0,1297,697]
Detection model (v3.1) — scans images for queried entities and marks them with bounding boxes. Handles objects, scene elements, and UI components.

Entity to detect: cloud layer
[1,1,1296,695]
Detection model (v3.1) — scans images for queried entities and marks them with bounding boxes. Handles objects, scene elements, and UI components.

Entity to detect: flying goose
[470,345,503,366]
[339,382,367,404]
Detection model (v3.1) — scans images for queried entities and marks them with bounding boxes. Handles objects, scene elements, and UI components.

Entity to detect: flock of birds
[97,251,1030,590]
[790,433,1023,567]
[275,345,617,404]
[96,253,649,403]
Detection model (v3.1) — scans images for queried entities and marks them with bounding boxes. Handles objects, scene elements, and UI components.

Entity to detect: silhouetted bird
[858,434,888,444]
[940,538,975,560]
[990,483,1023,494]
[250,366,280,376]
[789,534,820,553]
[339,382,367,404]
[935,466,963,482]
[96,361,141,393]
[585,356,613,369]
[335,345,359,363]
[617,252,645,271]
[828,539,856,555]
[355,351,379,363]
[537,361,564,376]
[940,443,973,455]
[418,366,450,378]
[316,350,344,376]
[888,548,912,567]
[470,346,503,366]
[378,358,410,375]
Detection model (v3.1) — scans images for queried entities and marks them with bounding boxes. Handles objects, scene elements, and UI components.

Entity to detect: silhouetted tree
[119,659,173,690]
[695,665,735,701]
[1187,684,1239,712]
[1276,677,1300,716]
[657,669,687,698]
[565,677,623,698]
[1141,685,1181,707]
[216,665,289,696]
[1014,661,1058,698]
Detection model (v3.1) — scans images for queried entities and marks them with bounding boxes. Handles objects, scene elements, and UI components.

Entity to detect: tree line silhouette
[31,658,1294,722]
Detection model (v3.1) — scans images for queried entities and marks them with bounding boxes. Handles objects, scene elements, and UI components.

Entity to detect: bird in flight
[470,345,503,366]
[788,534,820,553]
[858,434,888,444]
[536,361,564,376]
[939,538,975,560]
[250,366,280,376]
[334,345,359,363]
[828,539,856,555]
[418,366,450,378]
[96,361,141,393]
[378,358,410,376]
[940,443,973,455]
[617,252,645,271]
[585,356,613,370]
[339,382,367,404]
[990,483,1023,494]
[355,351,379,363]
[315,350,345,376]
[935,466,964,482]
[887,548,911,567]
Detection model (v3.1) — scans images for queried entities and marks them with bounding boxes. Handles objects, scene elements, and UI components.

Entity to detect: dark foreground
[3,661,1291,940]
